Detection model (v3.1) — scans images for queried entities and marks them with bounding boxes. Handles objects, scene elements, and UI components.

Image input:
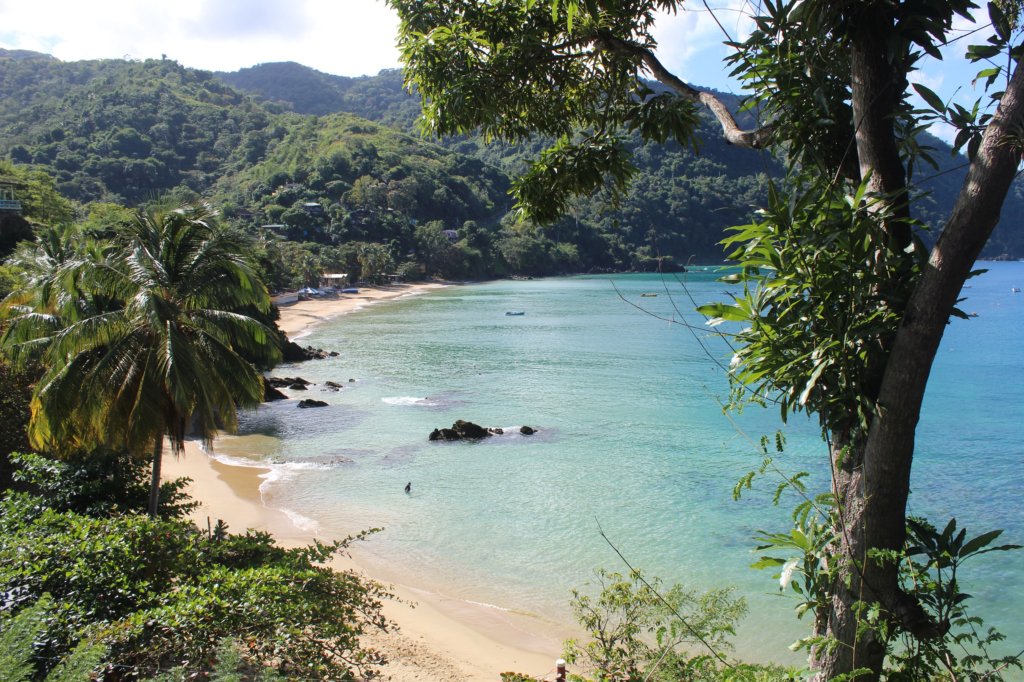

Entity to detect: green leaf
[960,529,1004,556]
[912,83,946,114]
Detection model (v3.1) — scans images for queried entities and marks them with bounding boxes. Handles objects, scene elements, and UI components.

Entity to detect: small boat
[505,311,525,316]
[640,293,658,297]
[341,287,360,294]
[1012,287,1021,293]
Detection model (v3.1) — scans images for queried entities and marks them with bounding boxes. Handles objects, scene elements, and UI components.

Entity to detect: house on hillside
[0,178,32,259]
[0,179,23,214]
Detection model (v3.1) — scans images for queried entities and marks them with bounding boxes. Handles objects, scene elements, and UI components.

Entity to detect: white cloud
[651,1,753,92]
[0,0,403,76]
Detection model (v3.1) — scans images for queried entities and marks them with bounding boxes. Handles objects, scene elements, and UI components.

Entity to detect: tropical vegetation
[3,46,1024,289]
[1,203,280,516]
[0,451,390,680]
[2,2,1023,678]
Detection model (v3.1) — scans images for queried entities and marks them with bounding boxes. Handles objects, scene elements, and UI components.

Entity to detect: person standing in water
[404,481,411,493]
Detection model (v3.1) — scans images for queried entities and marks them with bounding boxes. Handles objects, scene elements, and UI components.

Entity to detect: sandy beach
[163,283,567,681]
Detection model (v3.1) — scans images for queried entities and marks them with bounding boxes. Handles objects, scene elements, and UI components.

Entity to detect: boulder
[429,428,458,441]
[298,399,328,408]
[282,340,338,362]
[428,420,499,441]
[263,383,288,402]
[520,426,536,435]
[453,420,490,439]
[268,376,311,388]
[324,381,343,391]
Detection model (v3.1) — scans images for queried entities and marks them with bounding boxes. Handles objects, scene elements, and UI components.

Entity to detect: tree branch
[594,31,775,148]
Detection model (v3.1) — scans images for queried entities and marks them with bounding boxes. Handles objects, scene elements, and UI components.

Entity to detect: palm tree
[2,204,280,516]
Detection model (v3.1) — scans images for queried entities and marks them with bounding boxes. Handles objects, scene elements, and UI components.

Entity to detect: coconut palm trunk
[148,436,164,518]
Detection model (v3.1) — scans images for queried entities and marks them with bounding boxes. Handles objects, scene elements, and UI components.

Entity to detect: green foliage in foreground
[0,453,391,680]
[552,569,795,682]
[1,603,283,682]
[740,439,1022,680]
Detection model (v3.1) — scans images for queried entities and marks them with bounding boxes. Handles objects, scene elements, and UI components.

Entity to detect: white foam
[199,445,323,536]
[279,507,321,534]
[382,396,437,406]
[256,461,334,493]
[206,451,274,469]
[464,599,511,612]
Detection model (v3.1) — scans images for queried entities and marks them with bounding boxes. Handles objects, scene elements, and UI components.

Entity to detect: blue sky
[0,0,1002,143]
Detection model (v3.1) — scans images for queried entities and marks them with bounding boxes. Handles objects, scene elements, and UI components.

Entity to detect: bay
[227,264,1024,666]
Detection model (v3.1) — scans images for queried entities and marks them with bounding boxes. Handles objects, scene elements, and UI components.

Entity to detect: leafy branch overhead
[389,0,772,222]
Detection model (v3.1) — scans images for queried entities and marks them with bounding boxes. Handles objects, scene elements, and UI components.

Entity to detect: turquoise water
[228,264,1023,665]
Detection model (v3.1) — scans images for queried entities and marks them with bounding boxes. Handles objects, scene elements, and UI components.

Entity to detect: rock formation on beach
[298,399,329,408]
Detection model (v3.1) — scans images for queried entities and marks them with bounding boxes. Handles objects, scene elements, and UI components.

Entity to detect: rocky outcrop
[428,420,504,441]
[324,381,343,391]
[282,340,339,362]
[268,376,312,388]
[520,426,536,435]
[298,399,328,408]
[263,381,288,402]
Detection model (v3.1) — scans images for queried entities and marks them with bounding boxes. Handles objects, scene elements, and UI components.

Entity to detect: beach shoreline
[164,282,567,681]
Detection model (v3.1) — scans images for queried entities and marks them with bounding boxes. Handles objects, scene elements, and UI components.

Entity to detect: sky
[0,0,1000,142]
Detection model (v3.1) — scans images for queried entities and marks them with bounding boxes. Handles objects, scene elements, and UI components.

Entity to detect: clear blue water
[227,263,1024,665]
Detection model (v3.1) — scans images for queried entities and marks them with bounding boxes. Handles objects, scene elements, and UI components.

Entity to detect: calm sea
[220,263,1023,666]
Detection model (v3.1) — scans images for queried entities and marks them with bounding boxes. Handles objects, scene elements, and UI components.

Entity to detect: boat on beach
[505,311,525,316]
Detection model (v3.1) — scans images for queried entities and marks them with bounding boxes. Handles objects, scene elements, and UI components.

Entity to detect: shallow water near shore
[227,265,1024,666]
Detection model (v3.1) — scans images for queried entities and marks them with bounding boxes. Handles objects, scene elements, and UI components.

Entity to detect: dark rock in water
[298,399,328,408]
[429,428,459,441]
[348,378,356,383]
[288,383,308,390]
[324,381,343,391]
[282,341,310,362]
[453,420,490,439]
[263,382,288,402]
[282,340,338,362]
[520,426,536,435]
[429,420,500,441]
[269,376,311,388]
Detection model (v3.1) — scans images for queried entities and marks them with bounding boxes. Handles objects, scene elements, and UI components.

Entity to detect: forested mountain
[218,61,1024,261]
[1,50,1020,285]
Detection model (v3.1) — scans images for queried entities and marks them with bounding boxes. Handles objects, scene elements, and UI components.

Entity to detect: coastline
[164,282,566,681]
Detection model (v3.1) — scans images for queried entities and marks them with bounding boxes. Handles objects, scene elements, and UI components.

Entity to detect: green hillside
[218,61,1024,261]
[1,50,1020,284]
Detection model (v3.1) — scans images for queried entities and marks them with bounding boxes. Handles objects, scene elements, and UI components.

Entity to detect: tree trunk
[849,7,912,248]
[812,50,1024,682]
[148,435,163,518]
